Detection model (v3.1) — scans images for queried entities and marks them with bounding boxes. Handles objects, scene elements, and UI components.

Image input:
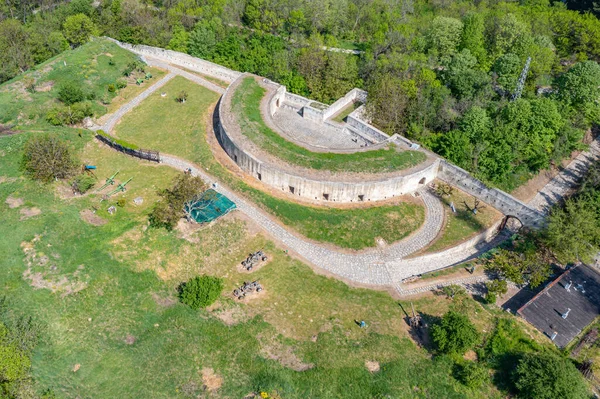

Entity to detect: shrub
[21,135,78,182]
[116,79,127,89]
[179,275,223,309]
[176,90,188,103]
[46,102,93,126]
[71,174,95,194]
[107,83,116,93]
[455,361,488,388]
[108,58,115,66]
[431,311,480,355]
[57,81,85,105]
[514,353,589,399]
[116,198,126,207]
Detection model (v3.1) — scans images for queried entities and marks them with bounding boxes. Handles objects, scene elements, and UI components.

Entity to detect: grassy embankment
[231,77,427,173]
[114,76,424,249]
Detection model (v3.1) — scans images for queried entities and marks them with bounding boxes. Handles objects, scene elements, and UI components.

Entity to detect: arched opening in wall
[419,177,426,185]
[500,215,523,232]
[257,173,262,181]
[289,186,295,194]
[358,195,364,202]
[234,155,238,163]
[323,193,329,201]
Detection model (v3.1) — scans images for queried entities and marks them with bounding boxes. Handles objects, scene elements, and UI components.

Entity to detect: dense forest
[2,0,600,189]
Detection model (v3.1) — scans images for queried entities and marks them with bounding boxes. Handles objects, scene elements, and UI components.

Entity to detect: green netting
[185,189,236,223]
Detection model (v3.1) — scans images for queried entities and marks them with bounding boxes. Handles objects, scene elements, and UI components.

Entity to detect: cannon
[240,250,267,271]
[233,280,263,299]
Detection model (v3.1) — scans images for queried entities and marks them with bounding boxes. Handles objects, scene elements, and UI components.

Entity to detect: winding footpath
[94,61,600,296]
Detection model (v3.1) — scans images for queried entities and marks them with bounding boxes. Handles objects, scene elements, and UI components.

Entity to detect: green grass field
[331,101,362,123]
[231,77,427,174]
[114,77,425,249]
[0,131,508,398]
[0,38,162,128]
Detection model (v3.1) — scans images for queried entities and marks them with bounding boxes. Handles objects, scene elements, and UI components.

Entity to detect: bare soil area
[5,196,23,208]
[20,207,41,219]
[80,210,108,226]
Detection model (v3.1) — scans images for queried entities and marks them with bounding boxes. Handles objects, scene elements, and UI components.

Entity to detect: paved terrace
[93,58,600,296]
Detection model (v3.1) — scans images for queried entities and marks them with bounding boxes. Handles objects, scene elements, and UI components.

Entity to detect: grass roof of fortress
[231,77,427,174]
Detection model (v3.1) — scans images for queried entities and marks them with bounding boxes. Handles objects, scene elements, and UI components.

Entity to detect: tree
[545,198,600,264]
[460,13,488,69]
[21,135,78,182]
[0,19,32,83]
[167,24,189,53]
[149,174,207,230]
[431,311,479,355]
[555,61,600,117]
[514,353,589,399]
[428,16,463,56]
[441,49,491,100]
[485,245,551,288]
[63,13,96,47]
[492,53,521,94]
[485,279,507,304]
[176,91,188,103]
[179,275,224,309]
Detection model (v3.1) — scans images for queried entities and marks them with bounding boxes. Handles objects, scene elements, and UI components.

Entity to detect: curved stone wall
[216,75,440,203]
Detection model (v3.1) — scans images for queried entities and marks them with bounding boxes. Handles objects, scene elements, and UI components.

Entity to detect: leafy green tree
[179,275,224,309]
[428,16,463,56]
[188,24,216,59]
[167,24,189,53]
[63,13,96,47]
[493,53,521,94]
[21,135,78,182]
[545,198,600,263]
[555,61,600,120]
[0,19,32,83]
[460,13,488,69]
[514,353,589,399]
[485,279,507,304]
[57,81,86,105]
[431,311,479,355]
[442,49,491,100]
[149,174,207,230]
[485,246,551,288]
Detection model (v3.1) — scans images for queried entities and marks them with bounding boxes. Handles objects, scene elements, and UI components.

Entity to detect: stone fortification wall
[104,37,241,83]
[322,88,367,120]
[269,85,287,117]
[438,161,545,228]
[217,75,441,203]
[346,105,393,144]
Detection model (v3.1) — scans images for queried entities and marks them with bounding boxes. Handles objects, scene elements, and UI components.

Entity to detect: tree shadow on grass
[399,303,440,352]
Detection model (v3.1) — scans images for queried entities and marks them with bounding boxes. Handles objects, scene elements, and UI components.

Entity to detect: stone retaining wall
[322,88,367,120]
[346,105,394,144]
[104,37,242,83]
[438,161,545,228]
[217,75,441,203]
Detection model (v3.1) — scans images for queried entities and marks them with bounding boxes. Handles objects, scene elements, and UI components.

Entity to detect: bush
[431,311,480,355]
[179,275,223,309]
[21,135,78,182]
[46,102,93,126]
[116,198,126,207]
[514,353,589,399]
[107,83,116,93]
[176,90,188,103]
[116,79,127,89]
[71,174,95,194]
[454,361,488,388]
[57,81,85,105]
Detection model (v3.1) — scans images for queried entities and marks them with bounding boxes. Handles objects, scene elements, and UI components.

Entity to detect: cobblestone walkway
[529,139,600,214]
[96,70,600,296]
[142,57,226,95]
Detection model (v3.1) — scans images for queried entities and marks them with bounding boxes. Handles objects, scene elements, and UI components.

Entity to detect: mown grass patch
[231,77,426,174]
[112,77,425,249]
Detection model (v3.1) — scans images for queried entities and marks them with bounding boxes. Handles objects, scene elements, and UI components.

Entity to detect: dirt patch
[213,305,249,326]
[259,334,314,371]
[175,218,206,243]
[5,196,23,208]
[80,210,107,226]
[72,364,81,373]
[21,237,88,297]
[201,368,223,392]
[125,334,136,345]
[36,81,54,92]
[20,207,41,220]
[151,292,177,308]
[365,360,380,373]
[0,176,18,184]
[463,350,477,361]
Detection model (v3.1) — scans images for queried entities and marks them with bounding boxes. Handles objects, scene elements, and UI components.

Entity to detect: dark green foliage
[485,245,551,288]
[179,275,223,309]
[71,173,95,194]
[57,82,86,105]
[514,353,589,399]
[116,79,127,89]
[149,174,207,230]
[454,361,488,388]
[96,130,140,150]
[107,83,116,93]
[46,102,93,126]
[431,311,479,355]
[485,279,507,303]
[21,135,78,182]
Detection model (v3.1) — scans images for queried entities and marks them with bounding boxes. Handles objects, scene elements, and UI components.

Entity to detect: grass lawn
[423,186,501,254]
[0,38,158,128]
[0,131,508,398]
[331,101,362,123]
[231,77,427,174]
[113,77,425,249]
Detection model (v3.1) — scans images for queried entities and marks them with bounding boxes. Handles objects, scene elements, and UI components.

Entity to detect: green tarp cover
[185,189,236,223]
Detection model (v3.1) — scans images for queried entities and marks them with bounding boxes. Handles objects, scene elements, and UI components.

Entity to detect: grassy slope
[0,38,164,128]
[424,188,501,254]
[231,77,427,173]
[113,76,425,249]
[0,132,502,399]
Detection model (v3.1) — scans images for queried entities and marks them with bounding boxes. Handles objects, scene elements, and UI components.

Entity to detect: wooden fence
[96,134,160,163]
